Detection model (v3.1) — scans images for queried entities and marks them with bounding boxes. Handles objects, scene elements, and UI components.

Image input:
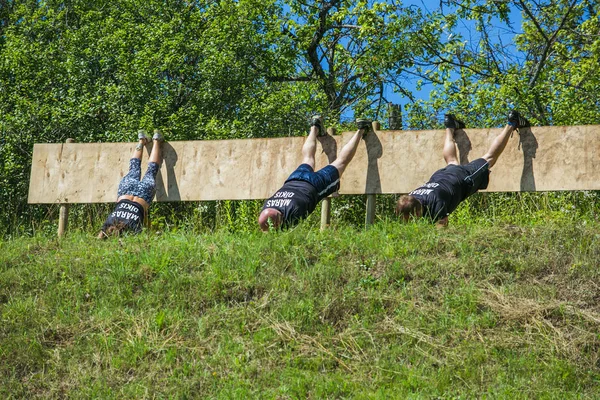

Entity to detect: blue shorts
[286,164,340,200]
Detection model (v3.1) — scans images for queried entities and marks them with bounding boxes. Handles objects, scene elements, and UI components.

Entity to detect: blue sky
[384,0,524,109]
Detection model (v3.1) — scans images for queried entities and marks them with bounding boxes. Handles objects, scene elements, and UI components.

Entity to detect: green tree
[404,0,600,128]
[0,0,310,234]
[275,0,448,121]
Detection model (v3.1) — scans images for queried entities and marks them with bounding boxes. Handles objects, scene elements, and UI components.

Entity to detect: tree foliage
[404,0,600,128]
[0,0,309,233]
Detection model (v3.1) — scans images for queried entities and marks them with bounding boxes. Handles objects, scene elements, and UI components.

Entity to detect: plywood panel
[28,125,600,204]
[28,136,337,203]
[339,125,600,194]
[29,144,62,203]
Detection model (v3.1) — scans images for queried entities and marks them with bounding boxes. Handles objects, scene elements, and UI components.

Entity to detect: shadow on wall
[454,129,472,165]
[318,134,338,164]
[155,142,181,201]
[365,131,383,194]
[518,127,538,191]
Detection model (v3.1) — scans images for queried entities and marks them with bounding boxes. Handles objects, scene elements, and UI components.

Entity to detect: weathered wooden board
[28,136,337,203]
[339,125,600,194]
[28,125,600,204]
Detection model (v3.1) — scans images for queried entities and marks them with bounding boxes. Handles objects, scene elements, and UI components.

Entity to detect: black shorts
[453,158,490,195]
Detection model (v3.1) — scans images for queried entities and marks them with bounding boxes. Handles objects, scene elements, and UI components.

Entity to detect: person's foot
[507,110,530,129]
[310,115,325,136]
[444,114,465,130]
[356,118,372,139]
[138,130,149,145]
[356,118,372,131]
[152,129,164,142]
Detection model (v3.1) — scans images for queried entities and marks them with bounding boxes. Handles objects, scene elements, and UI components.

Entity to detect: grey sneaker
[152,129,164,141]
[138,130,149,143]
[356,118,372,139]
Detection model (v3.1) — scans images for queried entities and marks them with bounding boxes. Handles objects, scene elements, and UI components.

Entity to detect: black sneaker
[507,110,530,128]
[444,114,465,129]
[310,115,325,136]
[356,118,372,131]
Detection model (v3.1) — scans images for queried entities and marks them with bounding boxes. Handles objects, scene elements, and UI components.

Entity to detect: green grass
[2,219,600,398]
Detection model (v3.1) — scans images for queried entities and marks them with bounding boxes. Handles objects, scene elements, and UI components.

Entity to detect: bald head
[258,208,283,231]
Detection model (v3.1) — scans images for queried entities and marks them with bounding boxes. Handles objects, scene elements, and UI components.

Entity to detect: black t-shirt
[262,180,319,227]
[102,199,145,234]
[409,165,473,222]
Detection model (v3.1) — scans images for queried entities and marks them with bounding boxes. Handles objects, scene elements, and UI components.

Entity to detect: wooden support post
[365,194,376,227]
[365,122,380,227]
[58,138,75,237]
[388,103,402,130]
[320,127,336,230]
[320,198,331,230]
[145,212,151,231]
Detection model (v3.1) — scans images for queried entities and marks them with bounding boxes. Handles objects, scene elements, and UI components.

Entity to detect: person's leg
[301,125,320,169]
[139,134,164,204]
[481,124,515,168]
[330,127,366,176]
[482,110,530,168]
[117,135,147,197]
[443,114,465,166]
[148,132,163,165]
[443,128,459,166]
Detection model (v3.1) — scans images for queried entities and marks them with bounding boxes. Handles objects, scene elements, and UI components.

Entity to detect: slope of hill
[2,220,600,398]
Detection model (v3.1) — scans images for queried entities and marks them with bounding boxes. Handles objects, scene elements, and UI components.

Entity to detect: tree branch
[517,0,549,42]
[266,76,313,82]
[306,0,342,108]
[528,0,578,88]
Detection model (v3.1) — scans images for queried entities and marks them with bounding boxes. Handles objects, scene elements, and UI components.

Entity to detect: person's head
[395,195,423,222]
[258,208,283,232]
[97,222,127,239]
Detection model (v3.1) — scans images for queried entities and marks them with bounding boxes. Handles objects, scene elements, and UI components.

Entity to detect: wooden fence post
[320,198,331,230]
[320,127,336,230]
[365,122,380,227]
[58,138,75,238]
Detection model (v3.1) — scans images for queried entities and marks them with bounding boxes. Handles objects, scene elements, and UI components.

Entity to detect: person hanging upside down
[396,111,531,226]
[258,116,371,230]
[98,130,164,238]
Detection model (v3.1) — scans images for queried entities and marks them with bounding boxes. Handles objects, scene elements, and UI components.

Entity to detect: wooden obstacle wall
[342,124,600,194]
[28,125,600,205]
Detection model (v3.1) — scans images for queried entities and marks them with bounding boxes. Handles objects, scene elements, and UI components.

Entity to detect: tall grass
[2,219,600,397]
[9,191,599,239]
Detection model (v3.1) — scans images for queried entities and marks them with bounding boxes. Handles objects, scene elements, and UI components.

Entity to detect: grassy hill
[2,219,600,398]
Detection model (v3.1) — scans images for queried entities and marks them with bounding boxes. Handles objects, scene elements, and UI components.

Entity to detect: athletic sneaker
[152,129,164,141]
[356,118,372,131]
[310,115,325,136]
[138,130,149,142]
[444,114,466,130]
[507,110,530,128]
